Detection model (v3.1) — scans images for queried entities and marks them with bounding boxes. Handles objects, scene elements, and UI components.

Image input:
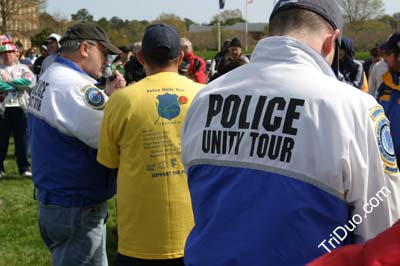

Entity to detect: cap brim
[100,41,121,55]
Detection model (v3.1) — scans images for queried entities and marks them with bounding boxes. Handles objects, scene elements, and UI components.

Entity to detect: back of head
[340,37,355,58]
[269,0,343,76]
[141,23,181,67]
[269,0,342,38]
[223,39,231,49]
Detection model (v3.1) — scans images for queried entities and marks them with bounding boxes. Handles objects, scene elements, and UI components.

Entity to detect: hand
[0,80,14,92]
[105,71,126,96]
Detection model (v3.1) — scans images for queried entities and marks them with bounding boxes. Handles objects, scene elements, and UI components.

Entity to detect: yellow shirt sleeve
[97,94,123,169]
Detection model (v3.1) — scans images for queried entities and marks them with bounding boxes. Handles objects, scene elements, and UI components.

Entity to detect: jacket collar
[251,36,336,79]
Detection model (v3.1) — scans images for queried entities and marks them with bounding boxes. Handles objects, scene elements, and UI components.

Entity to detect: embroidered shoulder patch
[82,85,105,110]
[371,106,398,173]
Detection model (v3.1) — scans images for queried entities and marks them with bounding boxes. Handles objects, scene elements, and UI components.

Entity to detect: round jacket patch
[376,118,396,164]
[84,87,105,110]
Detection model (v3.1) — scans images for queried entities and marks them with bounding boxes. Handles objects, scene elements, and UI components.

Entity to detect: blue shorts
[38,201,108,266]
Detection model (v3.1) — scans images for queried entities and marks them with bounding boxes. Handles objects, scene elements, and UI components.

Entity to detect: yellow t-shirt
[97,72,203,259]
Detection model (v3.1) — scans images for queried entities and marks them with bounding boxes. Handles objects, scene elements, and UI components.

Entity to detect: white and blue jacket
[181,37,400,266]
[28,57,116,207]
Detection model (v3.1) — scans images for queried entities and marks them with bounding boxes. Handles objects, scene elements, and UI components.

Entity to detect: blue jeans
[38,201,108,266]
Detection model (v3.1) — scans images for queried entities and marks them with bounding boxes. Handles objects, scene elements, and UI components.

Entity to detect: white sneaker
[21,171,32,177]
[0,171,4,178]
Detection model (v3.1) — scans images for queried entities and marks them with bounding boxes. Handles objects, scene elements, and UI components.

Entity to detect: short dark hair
[269,8,333,37]
[143,47,180,68]
[60,39,83,53]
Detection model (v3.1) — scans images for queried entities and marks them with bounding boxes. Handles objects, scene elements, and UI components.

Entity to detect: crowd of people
[1,0,400,265]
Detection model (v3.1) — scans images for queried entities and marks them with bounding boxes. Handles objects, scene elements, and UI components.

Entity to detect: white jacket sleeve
[344,104,400,243]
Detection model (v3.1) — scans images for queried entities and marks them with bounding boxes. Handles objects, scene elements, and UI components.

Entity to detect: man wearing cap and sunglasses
[28,22,125,266]
[97,23,203,266]
[180,0,400,265]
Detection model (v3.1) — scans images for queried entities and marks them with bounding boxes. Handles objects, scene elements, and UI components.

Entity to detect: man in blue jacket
[28,22,125,266]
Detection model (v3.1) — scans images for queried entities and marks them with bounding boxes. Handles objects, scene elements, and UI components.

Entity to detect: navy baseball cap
[380,32,400,52]
[270,0,343,40]
[141,23,180,60]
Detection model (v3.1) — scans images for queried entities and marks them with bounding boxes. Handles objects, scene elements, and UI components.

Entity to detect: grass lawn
[0,138,118,266]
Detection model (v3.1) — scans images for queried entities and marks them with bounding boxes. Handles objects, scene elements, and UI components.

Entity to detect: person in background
[28,22,124,265]
[208,39,231,80]
[20,47,37,70]
[124,42,146,85]
[111,45,132,76]
[213,37,250,80]
[180,37,207,84]
[376,32,400,167]
[97,23,203,266]
[179,57,195,81]
[363,46,382,80]
[32,44,49,76]
[39,33,60,75]
[368,48,387,97]
[0,36,36,178]
[180,0,400,265]
[339,37,367,91]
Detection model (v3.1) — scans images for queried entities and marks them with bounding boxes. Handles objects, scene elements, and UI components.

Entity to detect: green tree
[153,13,187,37]
[30,27,53,47]
[337,0,384,24]
[71,8,93,22]
[97,17,111,31]
[378,14,398,29]
[184,18,195,30]
[39,11,68,32]
[125,19,148,43]
[109,16,124,30]
[211,9,245,26]
[343,19,392,50]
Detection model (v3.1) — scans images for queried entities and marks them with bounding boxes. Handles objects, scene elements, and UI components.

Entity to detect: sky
[46,0,400,24]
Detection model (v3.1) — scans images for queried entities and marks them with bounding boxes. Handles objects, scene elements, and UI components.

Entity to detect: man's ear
[136,50,145,66]
[80,42,90,58]
[322,29,340,64]
[178,50,184,65]
[322,29,340,56]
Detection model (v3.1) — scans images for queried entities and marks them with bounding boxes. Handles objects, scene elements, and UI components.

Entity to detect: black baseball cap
[60,22,121,54]
[380,32,400,52]
[141,23,180,60]
[229,38,242,48]
[270,0,343,37]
